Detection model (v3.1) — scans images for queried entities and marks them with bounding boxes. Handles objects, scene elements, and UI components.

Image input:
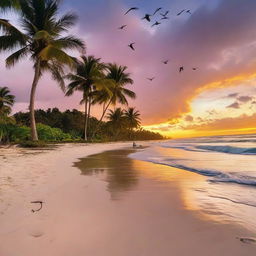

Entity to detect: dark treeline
[11,108,164,142]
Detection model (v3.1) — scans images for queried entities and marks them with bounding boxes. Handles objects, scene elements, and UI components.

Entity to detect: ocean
[130,134,256,232]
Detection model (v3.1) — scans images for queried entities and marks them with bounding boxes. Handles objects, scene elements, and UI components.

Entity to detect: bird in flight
[128,43,135,50]
[163,60,169,64]
[186,10,192,15]
[192,67,198,70]
[161,16,169,20]
[118,25,127,30]
[147,77,155,81]
[179,66,184,72]
[142,14,152,22]
[151,21,161,27]
[153,8,162,15]
[125,7,139,15]
[177,10,185,16]
[160,11,169,17]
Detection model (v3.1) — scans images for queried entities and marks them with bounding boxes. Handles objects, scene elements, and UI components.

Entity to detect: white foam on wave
[129,150,256,187]
[196,145,256,155]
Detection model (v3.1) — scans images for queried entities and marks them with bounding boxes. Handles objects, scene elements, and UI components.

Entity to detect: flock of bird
[118,6,198,82]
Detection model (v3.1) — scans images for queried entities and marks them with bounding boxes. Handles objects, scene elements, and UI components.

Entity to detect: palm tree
[124,107,141,140]
[0,86,15,115]
[0,0,85,141]
[92,63,135,138]
[106,108,125,139]
[65,56,112,140]
[124,107,141,129]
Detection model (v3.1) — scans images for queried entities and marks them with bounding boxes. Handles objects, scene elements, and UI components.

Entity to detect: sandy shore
[0,143,255,255]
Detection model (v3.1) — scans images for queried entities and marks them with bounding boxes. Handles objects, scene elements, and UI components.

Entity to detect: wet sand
[0,144,255,255]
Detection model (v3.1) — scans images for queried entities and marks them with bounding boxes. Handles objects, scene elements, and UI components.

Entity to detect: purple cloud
[226,101,240,109]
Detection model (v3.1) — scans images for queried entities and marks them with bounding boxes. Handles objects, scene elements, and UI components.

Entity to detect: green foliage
[37,123,72,141]
[0,0,85,140]
[13,108,164,142]
[0,123,30,143]
[0,86,15,115]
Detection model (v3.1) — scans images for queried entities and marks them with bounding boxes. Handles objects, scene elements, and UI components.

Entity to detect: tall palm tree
[106,108,125,139]
[65,55,112,141]
[92,63,135,138]
[0,0,85,141]
[0,86,15,115]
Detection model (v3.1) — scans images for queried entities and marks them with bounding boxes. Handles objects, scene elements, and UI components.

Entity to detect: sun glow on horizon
[143,74,256,138]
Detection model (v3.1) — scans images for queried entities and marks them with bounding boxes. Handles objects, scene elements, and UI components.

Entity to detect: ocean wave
[159,160,256,186]
[160,143,256,155]
[129,153,256,187]
[196,145,256,155]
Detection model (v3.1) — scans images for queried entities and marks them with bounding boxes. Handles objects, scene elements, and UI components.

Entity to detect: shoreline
[0,143,255,255]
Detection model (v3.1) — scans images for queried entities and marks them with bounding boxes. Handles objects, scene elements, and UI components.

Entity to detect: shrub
[37,123,72,141]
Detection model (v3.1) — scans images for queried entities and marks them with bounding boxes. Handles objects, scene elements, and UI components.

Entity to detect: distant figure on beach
[133,142,137,148]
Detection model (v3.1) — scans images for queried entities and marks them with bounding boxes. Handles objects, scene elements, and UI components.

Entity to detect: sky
[1,0,256,138]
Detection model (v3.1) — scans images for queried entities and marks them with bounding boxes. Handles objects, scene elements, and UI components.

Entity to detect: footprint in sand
[237,237,256,244]
[29,230,44,238]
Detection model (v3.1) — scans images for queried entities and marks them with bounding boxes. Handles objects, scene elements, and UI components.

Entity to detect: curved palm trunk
[84,97,88,141]
[29,60,41,141]
[92,98,112,139]
[87,96,92,140]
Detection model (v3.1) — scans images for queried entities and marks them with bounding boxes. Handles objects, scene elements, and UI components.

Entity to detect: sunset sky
[1,0,256,138]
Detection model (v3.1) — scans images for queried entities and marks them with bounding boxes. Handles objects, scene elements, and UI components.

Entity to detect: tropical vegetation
[0,0,85,140]
[0,1,164,145]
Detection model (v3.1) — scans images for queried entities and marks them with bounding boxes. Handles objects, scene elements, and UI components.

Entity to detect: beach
[0,142,255,256]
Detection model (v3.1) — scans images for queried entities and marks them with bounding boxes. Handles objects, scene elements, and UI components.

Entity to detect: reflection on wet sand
[73,149,139,199]
[74,148,256,232]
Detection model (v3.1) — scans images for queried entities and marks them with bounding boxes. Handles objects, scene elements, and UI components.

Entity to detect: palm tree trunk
[92,98,112,139]
[84,97,88,141]
[29,60,41,141]
[87,96,92,140]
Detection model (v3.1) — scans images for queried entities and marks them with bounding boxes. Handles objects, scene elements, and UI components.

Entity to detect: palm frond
[48,62,66,91]
[0,0,20,11]
[5,46,29,67]
[52,36,85,51]
[54,12,78,33]
[65,81,82,96]
[39,45,75,67]
[19,0,35,21]
[122,88,136,99]
[0,35,26,52]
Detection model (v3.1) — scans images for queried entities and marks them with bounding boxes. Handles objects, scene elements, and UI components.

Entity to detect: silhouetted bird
[161,16,169,20]
[160,11,169,17]
[177,10,185,16]
[142,14,152,22]
[186,10,192,14]
[147,77,155,81]
[118,25,127,30]
[153,8,162,15]
[163,60,169,64]
[128,43,135,50]
[125,7,139,15]
[179,66,184,72]
[192,67,197,70]
[151,21,161,27]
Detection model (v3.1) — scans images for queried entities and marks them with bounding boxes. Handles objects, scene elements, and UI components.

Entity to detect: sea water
[130,134,256,232]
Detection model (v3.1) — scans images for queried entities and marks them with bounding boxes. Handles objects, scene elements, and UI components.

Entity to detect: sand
[0,143,255,256]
